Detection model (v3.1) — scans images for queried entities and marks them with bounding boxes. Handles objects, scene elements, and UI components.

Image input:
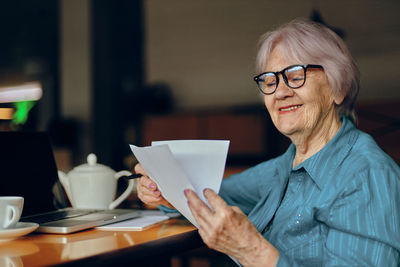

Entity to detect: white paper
[96,210,170,231]
[96,215,170,231]
[130,140,230,228]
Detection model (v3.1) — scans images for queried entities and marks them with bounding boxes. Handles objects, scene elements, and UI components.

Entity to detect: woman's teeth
[280,105,301,112]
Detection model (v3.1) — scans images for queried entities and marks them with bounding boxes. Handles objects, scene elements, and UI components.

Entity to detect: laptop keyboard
[21,209,103,224]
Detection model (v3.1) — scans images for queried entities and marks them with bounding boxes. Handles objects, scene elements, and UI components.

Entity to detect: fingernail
[149,183,155,189]
[203,188,210,194]
[184,189,190,196]
[187,200,190,207]
[153,190,160,196]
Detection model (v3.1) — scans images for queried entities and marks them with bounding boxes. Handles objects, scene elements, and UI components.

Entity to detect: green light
[12,101,36,125]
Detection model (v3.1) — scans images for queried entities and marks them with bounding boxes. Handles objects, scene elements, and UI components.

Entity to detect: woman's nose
[274,76,294,99]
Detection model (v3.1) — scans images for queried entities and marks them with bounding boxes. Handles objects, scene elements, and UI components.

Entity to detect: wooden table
[0,218,203,266]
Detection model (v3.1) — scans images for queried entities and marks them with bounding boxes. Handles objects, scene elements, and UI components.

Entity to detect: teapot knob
[87,153,97,166]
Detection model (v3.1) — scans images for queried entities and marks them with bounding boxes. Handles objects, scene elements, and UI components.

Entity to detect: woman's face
[263,44,340,139]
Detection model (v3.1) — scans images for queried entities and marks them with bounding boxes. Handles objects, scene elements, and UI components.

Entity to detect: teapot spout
[58,170,74,207]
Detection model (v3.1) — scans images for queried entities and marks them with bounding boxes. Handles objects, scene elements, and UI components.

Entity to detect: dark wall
[92,0,144,169]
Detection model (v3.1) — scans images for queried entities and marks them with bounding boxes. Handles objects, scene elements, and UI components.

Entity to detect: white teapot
[58,153,135,209]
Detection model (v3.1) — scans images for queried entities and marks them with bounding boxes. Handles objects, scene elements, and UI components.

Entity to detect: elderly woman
[135,19,400,266]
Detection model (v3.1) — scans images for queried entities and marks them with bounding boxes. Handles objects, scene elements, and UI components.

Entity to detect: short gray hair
[256,19,360,123]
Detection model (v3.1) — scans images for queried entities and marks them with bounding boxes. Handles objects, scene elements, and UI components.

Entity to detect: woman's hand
[134,164,174,209]
[184,188,278,267]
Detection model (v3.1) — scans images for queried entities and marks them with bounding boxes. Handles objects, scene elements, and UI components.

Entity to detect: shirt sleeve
[219,160,278,215]
[157,205,180,214]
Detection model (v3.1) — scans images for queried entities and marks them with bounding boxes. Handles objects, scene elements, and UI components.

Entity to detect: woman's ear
[333,91,345,105]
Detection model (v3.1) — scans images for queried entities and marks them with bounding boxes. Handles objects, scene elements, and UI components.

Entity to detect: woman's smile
[278,104,303,114]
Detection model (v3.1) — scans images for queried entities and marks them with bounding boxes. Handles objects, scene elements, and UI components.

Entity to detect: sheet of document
[96,216,170,231]
[130,140,229,228]
[152,140,230,200]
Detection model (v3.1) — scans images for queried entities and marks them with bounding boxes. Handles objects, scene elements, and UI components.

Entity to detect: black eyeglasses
[253,64,323,95]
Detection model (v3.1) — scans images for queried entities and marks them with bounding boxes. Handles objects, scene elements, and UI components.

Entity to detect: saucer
[0,222,39,242]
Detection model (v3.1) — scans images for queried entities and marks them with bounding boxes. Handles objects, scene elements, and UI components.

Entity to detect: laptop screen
[0,132,60,216]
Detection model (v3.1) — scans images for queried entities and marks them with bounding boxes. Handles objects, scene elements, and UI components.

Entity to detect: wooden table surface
[0,218,202,267]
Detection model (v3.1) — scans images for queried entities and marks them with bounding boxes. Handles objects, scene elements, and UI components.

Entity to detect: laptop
[0,131,140,234]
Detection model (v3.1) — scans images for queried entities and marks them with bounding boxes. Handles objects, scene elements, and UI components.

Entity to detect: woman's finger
[187,198,212,230]
[136,176,163,204]
[134,163,146,175]
[134,164,160,193]
[139,193,161,204]
[185,189,213,214]
[203,188,228,212]
[138,175,158,191]
[139,183,162,197]
[133,165,175,209]
[185,189,214,228]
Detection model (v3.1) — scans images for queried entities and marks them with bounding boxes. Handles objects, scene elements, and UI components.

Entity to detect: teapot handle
[109,170,136,209]
[58,170,75,207]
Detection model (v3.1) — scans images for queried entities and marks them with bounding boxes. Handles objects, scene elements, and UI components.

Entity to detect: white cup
[0,197,24,230]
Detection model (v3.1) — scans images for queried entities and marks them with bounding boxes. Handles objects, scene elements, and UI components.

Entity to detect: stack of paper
[130,140,230,228]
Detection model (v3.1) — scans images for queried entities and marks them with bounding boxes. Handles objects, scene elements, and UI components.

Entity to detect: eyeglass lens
[285,65,305,88]
[258,65,306,94]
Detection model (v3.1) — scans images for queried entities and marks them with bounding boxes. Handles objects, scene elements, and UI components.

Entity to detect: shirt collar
[292,116,359,190]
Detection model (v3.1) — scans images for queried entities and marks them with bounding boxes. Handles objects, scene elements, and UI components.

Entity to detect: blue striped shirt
[220,117,400,266]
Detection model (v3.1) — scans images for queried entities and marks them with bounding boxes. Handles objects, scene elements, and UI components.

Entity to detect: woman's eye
[292,77,304,81]
[288,75,304,81]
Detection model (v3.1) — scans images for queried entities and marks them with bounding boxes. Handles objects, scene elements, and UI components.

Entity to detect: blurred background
[0,0,399,173]
[0,1,399,265]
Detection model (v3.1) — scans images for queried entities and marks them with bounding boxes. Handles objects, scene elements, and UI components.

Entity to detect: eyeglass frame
[253,64,324,95]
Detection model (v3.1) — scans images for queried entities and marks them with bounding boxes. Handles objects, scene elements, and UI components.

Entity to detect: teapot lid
[72,153,114,174]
